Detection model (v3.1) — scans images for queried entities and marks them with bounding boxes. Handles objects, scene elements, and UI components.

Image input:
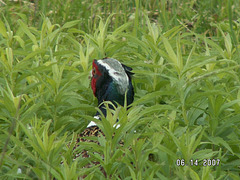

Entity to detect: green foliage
[1,0,240,179]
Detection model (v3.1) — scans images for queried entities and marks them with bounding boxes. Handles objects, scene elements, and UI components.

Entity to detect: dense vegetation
[0,0,240,179]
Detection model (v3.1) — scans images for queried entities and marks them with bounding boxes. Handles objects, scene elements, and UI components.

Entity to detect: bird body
[90,58,134,117]
[73,58,134,172]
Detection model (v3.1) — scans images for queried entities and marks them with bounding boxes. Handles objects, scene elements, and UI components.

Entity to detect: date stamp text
[176,159,220,166]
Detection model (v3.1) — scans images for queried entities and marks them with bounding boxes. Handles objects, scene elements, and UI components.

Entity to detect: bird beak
[88,69,92,80]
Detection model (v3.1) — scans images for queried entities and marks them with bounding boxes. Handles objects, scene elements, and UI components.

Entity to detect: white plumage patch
[17,168,22,174]
[98,58,129,95]
[87,121,97,127]
[87,115,121,129]
[87,116,100,127]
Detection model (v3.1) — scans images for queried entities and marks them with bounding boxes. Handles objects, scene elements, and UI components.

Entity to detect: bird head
[90,58,134,116]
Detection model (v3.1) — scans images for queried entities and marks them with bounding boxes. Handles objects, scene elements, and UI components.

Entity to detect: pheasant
[73,58,134,160]
[89,57,134,123]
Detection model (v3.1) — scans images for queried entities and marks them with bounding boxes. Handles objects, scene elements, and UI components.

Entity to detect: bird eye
[92,67,96,76]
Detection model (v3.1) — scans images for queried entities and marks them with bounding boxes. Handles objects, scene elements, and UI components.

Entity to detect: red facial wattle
[91,60,102,96]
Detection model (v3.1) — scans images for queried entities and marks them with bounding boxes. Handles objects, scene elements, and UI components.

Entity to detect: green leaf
[0,20,7,38]
[17,19,37,45]
[61,20,80,29]
[207,136,234,154]
[189,168,200,180]
[13,36,25,49]
[161,35,179,72]
[192,149,218,160]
